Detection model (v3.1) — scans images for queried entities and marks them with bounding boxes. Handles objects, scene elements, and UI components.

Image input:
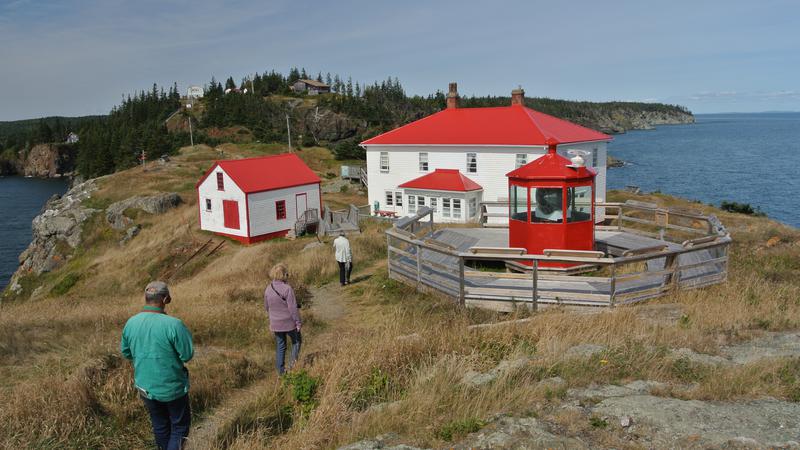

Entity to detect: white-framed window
[408,195,416,214]
[205,199,212,211]
[515,153,527,168]
[417,196,425,208]
[394,191,403,206]
[469,197,477,218]
[380,152,389,173]
[429,197,438,212]
[466,153,477,173]
[453,199,462,219]
[442,198,451,217]
[385,191,393,206]
[419,152,429,172]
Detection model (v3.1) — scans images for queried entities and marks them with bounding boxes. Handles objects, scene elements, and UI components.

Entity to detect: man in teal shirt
[121,281,193,450]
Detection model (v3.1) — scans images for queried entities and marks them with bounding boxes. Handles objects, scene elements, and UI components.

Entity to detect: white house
[360,83,612,224]
[196,153,321,243]
[187,85,204,99]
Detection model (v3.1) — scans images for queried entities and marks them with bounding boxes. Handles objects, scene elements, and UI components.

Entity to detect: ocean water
[607,112,800,228]
[0,177,68,290]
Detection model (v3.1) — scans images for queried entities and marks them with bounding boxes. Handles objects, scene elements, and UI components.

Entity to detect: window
[469,197,477,218]
[442,198,451,218]
[205,199,212,211]
[385,191,393,206]
[592,148,598,167]
[380,152,389,173]
[394,191,403,206]
[567,186,593,223]
[408,195,416,214]
[515,153,527,168]
[510,185,528,222]
[276,200,286,220]
[466,153,477,173]
[417,196,425,208]
[429,197,438,212]
[216,172,224,190]
[453,199,462,219]
[419,152,429,172]
[531,187,564,223]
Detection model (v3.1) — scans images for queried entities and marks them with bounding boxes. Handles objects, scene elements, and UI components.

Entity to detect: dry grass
[1,145,799,448]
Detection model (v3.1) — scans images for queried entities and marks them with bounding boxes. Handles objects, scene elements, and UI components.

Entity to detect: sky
[1,0,798,120]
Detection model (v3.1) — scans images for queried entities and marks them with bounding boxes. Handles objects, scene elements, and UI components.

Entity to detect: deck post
[531,260,538,312]
[386,234,392,278]
[458,257,465,307]
[415,242,422,291]
[665,253,680,291]
[609,264,617,306]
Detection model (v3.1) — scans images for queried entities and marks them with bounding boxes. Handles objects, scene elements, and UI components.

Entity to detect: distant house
[66,132,79,144]
[187,85,204,99]
[196,153,322,244]
[290,79,331,95]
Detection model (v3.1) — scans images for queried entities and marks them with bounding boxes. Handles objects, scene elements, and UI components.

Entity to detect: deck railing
[387,201,731,309]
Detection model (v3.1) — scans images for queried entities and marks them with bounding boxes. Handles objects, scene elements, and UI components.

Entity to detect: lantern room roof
[360,104,611,146]
[398,169,483,191]
[507,148,596,181]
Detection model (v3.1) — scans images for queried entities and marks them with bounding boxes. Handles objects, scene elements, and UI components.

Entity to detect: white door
[295,193,307,219]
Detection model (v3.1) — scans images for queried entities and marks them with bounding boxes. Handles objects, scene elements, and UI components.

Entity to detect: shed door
[295,193,307,219]
[223,200,240,230]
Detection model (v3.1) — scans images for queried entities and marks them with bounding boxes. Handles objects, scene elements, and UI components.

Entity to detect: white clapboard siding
[198,166,248,237]
[247,183,321,236]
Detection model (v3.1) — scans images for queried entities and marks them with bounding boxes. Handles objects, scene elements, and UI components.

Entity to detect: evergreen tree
[325,72,332,86]
[316,72,323,82]
[300,67,308,79]
[225,77,236,90]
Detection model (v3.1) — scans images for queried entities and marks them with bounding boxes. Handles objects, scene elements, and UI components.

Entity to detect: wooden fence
[387,202,731,309]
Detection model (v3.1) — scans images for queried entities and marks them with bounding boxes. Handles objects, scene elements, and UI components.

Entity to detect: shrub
[351,367,391,410]
[283,370,320,420]
[436,417,485,441]
[720,201,766,216]
[51,273,80,296]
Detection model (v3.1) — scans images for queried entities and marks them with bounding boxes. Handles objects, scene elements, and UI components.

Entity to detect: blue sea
[0,177,68,291]
[608,112,800,228]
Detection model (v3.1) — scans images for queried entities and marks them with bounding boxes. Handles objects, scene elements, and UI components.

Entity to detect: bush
[720,201,766,216]
[436,417,485,441]
[332,140,364,160]
[51,273,80,296]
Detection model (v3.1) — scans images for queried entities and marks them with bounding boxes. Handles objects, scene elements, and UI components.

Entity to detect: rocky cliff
[585,109,695,134]
[0,143,77,177]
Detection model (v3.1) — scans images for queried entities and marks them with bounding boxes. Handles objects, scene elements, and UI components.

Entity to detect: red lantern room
[506,139,596,266]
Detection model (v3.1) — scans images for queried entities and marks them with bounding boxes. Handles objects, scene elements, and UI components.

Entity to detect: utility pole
[249,75,255,95]
[140,148,147,172]
[286,114,292,150]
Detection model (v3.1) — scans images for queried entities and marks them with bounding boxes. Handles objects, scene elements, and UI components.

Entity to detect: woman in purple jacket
[264,263,302,375]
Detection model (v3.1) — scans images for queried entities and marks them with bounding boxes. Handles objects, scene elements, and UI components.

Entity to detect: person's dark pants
[275,329,302,375]
[338,261,352,285]
[140,393,191,450]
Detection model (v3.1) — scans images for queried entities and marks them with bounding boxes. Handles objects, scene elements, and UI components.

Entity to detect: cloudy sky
[1,0,798,120]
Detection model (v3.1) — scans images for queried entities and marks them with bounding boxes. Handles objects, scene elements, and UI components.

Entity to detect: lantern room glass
[531,187,564,223]
[567,186,593,223]
[510,185,527,221]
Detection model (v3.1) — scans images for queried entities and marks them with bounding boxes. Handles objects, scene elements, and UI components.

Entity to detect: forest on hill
[0,67,694,178]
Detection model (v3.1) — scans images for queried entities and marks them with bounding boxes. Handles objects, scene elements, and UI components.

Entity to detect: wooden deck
[386,202,731,310]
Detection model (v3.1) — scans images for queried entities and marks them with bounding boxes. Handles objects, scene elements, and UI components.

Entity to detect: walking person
[333,232,353,286]
[264,263,302,375]
[121,281,193,450]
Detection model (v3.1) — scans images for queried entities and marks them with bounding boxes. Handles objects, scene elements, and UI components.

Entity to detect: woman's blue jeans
[274,330,302,375]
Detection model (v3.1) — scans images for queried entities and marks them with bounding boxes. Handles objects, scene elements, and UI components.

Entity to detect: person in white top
[333,232,353,286]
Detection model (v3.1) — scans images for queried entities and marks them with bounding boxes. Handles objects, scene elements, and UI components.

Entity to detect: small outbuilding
[290,79,331,95]
[196,153,322,244]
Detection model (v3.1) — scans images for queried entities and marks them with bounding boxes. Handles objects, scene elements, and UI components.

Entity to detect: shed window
[394,191,403,206]
[216,172,224,190]
[276,200,286,220]
[408,195,416,214]
[429,197,438,212]
[380,152,389,173]
[385,191,393,206]
[417,196,425,208]
[442,198,451,218]
[567,186,593,223]
[419,152,429,172]
[205,199,212,211]
[515,153,527,168]
[453,199,462,219]
[466,153,477,173]
[469,197,477,218]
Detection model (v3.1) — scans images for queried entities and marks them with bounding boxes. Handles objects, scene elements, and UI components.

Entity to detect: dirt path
[188,282,352,449]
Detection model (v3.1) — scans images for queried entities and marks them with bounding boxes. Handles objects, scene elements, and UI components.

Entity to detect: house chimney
[511,86,525,106]
[446,82,460,109]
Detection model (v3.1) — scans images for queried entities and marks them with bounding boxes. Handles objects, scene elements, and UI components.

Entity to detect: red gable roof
[197,153,320,193]
[361,105,611,146]
[398,169,482,192]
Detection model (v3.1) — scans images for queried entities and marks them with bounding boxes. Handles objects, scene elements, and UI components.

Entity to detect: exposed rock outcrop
[105,192,182,230]
[0,143,77,177]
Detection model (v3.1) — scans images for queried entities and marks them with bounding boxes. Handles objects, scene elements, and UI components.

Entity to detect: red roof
[506,147,596,181]
[361,105,611,146]
[197,153,320,193]
[398,169,482,192]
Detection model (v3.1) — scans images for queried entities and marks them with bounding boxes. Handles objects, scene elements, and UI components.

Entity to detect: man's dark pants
[338,261,352,285]
[274,329,302,375]
[141,393,191,450]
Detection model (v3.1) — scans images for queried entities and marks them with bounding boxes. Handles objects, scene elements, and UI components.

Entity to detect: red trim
[245,193,251,237]
[276,200,287,220]
[213,229,290,245]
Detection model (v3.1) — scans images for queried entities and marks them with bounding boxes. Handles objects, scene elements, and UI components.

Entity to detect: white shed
[196,153,322,244]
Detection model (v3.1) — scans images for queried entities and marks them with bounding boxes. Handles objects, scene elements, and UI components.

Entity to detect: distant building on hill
[65,132,79,144]
[360,83,612,224]
[187,85,204,99]
[290,79,331,95]
[196,153,322,244]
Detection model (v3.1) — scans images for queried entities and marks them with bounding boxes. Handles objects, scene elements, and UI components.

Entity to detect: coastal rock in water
[8,179,98,290]
[105,193,182,230]
[23,144,77,178]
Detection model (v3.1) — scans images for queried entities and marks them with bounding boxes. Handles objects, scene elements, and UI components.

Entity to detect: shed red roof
[197,153,320,193]
[361,105,611,146]
[398,169,482,192]
[506,147,596,181]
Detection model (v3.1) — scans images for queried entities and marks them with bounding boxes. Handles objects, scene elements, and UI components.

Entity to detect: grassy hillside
[0,145,798,448]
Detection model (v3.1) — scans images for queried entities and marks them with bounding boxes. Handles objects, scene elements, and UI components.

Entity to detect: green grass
[436,417,486,441]
[50,273,80,296]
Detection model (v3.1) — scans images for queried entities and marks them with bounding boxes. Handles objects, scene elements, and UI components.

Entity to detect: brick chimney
[446,82,460,109]
[511,86,525,106]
